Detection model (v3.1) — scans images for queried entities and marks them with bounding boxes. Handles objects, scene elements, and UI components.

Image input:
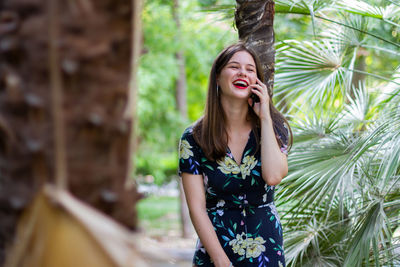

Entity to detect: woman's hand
[248,77,271,121]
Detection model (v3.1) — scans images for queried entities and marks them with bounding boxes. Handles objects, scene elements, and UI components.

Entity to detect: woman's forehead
[228,51,255,66]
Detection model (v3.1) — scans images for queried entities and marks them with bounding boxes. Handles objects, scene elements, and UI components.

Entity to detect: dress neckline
[227,129,254,166]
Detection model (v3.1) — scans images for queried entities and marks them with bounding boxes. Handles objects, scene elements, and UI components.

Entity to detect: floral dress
[179,126,288,267]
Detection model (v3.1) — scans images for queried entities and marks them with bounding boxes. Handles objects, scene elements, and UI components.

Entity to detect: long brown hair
[193,42,292,161]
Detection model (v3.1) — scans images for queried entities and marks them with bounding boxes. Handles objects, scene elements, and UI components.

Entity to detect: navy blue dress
[179,126,288,267]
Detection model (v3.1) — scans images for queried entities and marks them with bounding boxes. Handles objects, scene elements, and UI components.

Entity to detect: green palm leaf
[337,0,400,27]
[275,40,350,106]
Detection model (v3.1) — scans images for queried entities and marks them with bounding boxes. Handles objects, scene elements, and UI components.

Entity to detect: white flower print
[203,174,208,187]
[216,199,225,208]
[240,155,257,179]
[216,209,224,216]
[268,203,281,223]
[195,239,206,254]
[280,144,288,155]
[229,232,266,259]
[217,156,240,175]
[179,139,194,160]
[245,236,266,258]
[229,233,247,256]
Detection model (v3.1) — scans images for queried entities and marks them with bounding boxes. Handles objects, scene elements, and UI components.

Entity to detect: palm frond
[343,201,386,266]
[275,0,335,15]
[321,13,369,48]
[275,40,350,106]
[341,83,375,128]
[337,0,400,27]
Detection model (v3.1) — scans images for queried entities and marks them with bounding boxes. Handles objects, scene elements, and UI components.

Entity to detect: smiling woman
[178,43,292,267]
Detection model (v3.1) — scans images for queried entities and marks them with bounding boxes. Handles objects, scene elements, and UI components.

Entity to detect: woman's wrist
[213,256,231,267]
[260,115,273,125]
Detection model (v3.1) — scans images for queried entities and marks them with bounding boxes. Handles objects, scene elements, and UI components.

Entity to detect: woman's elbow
[264,169,288,186]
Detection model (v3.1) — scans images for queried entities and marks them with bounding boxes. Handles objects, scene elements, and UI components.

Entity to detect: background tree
[0,0,141,263]
[235,0,276,94]
[172,0,194,238]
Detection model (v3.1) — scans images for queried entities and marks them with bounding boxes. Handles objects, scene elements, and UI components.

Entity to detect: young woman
[179,43,292,267]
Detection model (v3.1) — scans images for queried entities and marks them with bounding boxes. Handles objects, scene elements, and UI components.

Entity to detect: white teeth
[234,81,248,87]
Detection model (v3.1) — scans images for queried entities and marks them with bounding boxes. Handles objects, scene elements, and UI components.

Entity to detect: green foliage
[137,195,180,233]
[272,1,400,266]
[198,0,400,265]
[137,0,236,184]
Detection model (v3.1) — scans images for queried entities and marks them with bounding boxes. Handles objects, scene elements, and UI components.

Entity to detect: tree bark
[172,0,193,239]
[0,0,141,263]
[235,0,275,95]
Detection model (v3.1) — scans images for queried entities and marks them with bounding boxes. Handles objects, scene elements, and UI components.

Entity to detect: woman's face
[217,50,258,101]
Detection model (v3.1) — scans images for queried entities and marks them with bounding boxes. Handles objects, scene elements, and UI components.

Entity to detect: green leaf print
[233,223,237,231]
[223,180,231,188]
[228,228,235,237]
[255,221,262,230]
[205,164,214,170]
[232,174,241,180]
[221,235,230,241]
[269,238,276,244]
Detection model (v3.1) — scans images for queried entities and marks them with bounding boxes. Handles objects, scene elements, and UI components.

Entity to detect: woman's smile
[233,79,249,89]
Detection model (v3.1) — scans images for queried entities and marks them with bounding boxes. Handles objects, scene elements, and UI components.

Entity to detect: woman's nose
[238,67,247,77]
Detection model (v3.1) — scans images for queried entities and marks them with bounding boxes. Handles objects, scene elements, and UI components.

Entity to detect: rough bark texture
[235,0,275,95]
[0,0,140,263]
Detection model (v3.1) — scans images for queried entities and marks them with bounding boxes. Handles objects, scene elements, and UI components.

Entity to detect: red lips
[233,79,249,89]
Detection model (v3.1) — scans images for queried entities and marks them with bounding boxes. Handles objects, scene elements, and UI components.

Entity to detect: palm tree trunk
[235,0,275,95]
[0,0,141,263]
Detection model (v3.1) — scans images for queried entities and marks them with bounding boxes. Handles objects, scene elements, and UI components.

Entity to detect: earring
[216,85,220,96]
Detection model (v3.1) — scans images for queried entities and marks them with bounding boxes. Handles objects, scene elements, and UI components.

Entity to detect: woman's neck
[220,97,251,133]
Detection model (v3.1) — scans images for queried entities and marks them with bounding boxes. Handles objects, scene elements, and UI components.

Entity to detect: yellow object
[5,185,148,267]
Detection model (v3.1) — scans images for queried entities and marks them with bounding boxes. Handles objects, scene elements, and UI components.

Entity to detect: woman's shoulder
[180,124,200,148]
[181,125,195,140]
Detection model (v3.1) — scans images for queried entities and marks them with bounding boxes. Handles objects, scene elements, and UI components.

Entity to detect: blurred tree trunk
[235,0,275,95]
[348,47,367,100]
[172,0,193,239]
[0,0,141,263]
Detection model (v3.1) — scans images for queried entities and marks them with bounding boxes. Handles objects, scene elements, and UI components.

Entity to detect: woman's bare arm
[249,77,288,186]
[181,173,231,267]
[260,117,288,185]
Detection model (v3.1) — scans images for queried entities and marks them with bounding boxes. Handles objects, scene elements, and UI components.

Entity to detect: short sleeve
[178,127,202,176]
[276,123,289,156]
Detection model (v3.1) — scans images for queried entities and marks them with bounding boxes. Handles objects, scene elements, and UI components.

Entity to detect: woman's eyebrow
[228,61,256,68]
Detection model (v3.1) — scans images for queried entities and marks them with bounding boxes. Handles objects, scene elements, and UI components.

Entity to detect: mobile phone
[251,93,259,108]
